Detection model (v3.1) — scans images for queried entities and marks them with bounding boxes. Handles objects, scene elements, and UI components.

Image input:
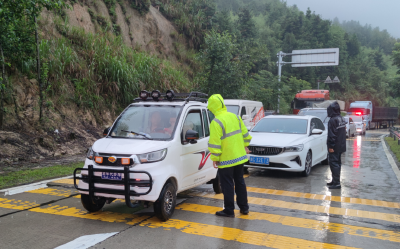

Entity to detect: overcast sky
[284,0,400,38]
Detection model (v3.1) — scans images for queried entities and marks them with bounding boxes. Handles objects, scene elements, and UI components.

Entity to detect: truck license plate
[250,156,269,165]
[101,172,122,180]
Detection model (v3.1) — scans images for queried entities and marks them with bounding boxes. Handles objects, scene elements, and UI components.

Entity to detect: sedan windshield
[110,105,181,140]
[252,118,308,134]
[226,105,239,115]
[298,110,329,123]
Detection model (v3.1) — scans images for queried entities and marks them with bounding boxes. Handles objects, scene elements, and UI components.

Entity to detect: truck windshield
[294,99,322,109]
[252,118,308,134]
[110,105,182,140]
[226,105,239,115]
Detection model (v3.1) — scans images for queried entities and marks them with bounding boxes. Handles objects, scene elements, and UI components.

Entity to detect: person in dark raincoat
[327,102,347,189]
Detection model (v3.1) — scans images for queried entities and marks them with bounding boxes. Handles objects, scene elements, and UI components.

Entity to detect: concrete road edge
[381,134,400,184]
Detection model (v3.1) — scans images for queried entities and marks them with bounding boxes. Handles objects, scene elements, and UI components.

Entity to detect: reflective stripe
[221,129,242,140]
[244,139,251,143]
[214,118,226,137]
[211,153,221,156]
[243,132,249,138]
[219,155,248,166]
[208,143,221,149]
[236,115,241,130]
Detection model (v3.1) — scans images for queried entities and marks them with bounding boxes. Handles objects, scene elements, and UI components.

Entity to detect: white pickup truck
[74,91,221,221]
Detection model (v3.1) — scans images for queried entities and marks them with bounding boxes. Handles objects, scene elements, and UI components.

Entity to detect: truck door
[180,107,209,190]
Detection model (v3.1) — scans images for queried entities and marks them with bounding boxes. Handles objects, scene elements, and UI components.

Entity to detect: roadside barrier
[389,127,400,145]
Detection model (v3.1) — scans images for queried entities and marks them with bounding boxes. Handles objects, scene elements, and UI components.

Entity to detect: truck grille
[249,146,283,155]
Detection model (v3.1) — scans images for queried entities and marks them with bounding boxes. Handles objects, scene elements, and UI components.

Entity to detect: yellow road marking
[177,203,400,243]
[142,217,359,249]
[193,192,400,224]
[51,179,77,184]
[245,187,400,209]
[0,198,358,249]
[27,187,400,224]
[0,198,147,224]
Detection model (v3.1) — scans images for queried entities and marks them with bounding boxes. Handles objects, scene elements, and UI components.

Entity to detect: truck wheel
[301,151,312,177]
[81,194,106,212]
[154,182,176,221]
[213,173,222,194]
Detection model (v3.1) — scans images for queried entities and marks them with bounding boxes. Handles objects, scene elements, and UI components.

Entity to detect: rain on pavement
[1,129,399,249]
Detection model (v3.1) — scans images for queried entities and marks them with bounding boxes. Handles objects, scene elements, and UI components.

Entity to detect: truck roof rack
[133,91,208,103]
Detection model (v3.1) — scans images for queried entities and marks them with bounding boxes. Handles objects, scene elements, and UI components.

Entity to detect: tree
[392,43,400,74]
[198,30,243,98]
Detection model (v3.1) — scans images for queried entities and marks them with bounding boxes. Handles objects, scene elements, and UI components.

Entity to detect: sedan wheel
[302,151,312,177]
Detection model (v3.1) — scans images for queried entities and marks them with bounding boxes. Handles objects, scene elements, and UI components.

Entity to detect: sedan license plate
[101,172,122,180]
[250,156,269,165]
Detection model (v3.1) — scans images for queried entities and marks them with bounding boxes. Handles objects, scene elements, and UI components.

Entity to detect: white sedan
[244,115,328,176]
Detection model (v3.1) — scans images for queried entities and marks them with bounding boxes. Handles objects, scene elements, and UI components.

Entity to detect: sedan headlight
[86,147,99,160]
[284,144,304,153]
[138,149,167,163]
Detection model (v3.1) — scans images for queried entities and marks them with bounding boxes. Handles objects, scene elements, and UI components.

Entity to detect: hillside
[0,0,195,163]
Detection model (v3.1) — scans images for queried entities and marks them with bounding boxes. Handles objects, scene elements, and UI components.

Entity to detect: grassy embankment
[0,162,83,189]
[385,137,400,162]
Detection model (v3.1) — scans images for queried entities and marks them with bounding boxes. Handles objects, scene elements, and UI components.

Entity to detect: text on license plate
[250,156,269,165]
[101,172,122,180]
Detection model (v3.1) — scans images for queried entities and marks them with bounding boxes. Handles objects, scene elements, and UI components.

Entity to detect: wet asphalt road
[1,129,400,249]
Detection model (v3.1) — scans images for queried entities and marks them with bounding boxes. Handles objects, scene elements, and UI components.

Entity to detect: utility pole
[276,51,286,114]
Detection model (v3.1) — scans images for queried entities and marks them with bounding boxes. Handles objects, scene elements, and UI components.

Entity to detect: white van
[224,100,265,129]
[74,91,220,221]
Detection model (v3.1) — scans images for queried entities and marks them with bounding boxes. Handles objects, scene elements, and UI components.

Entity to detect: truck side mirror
[291,100,294,109]
[242,115,250,120]
[185,130,199,144]
[103,127,110,137]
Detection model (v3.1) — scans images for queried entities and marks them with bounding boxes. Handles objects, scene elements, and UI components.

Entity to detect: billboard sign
[291,48,339,67]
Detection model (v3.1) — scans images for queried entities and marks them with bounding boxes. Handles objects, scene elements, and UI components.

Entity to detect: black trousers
[218,164,249,215]
[329,152,342,184]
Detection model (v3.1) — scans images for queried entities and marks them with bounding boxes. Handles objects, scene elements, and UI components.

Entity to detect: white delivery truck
[74,91,221,221]
[347,101,373,130]
[224,99,265,130]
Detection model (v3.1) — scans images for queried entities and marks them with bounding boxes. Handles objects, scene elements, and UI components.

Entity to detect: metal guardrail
[389,127,400,145]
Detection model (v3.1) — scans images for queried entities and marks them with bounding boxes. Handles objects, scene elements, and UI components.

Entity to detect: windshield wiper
[121,130,153,140]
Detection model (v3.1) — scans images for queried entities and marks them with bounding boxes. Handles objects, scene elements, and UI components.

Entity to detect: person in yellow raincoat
[207,94,252,217]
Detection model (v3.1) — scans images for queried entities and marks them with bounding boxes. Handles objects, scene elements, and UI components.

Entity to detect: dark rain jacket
[207,94,252,168]
[327,102,347,153]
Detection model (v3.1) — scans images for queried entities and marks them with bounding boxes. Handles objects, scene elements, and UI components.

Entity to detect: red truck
[291,90,330,114]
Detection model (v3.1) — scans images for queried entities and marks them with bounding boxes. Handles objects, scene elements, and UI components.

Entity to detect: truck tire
[212,173,222,194]
[81,194,106,212]
[154,182,176,221]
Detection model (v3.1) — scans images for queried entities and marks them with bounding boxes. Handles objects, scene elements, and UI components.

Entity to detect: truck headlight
[138,149,167,163]
[86,147,96,160]
[284,144,304,152]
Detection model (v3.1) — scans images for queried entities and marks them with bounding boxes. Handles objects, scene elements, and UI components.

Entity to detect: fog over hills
[285,0,400,38]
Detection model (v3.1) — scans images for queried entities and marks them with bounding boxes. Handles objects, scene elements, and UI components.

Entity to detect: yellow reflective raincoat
[207,94,252,168]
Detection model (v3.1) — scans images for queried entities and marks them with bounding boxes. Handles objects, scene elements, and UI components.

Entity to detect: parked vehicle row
[75,93,380,222]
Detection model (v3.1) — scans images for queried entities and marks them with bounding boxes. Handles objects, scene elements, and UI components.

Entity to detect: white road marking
[1,175,80,196]
[54,232,118,249]
[381,135,400,184]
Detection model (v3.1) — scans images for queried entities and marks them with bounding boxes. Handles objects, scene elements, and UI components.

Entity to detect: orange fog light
[95,157,103,163]
[121,158,130,165]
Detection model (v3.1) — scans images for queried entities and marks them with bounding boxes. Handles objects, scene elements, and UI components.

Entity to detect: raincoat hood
[327,101,341,117]
[207,94,227,116]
